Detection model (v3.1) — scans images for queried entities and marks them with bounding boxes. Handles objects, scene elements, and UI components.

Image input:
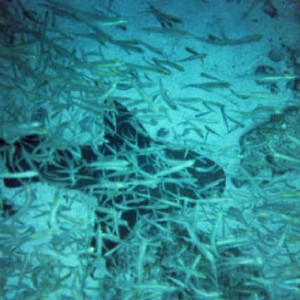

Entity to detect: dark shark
[0,101,226,259]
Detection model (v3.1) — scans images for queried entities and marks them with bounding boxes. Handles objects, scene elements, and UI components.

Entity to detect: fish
[195,33,263,46]
[0,101,226,259]
[184,81,231,91]
[148,3,183,28]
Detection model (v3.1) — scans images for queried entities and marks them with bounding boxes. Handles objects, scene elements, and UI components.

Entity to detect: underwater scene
[0,0,300,299]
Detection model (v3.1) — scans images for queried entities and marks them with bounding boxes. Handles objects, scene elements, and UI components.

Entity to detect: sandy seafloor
[1,0,300,299]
